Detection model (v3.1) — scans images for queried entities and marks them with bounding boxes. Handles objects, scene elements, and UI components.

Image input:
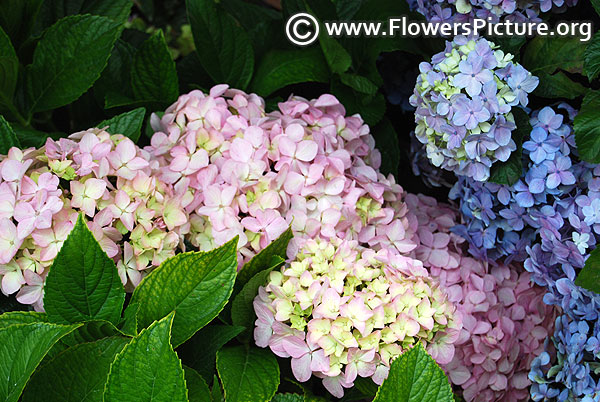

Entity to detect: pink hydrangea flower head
[0,128,191,310]
[146,85,417,268]
[253,236,461,397]
[405,193,555,402]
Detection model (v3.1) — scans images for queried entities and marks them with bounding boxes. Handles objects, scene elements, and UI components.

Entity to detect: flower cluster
[448,104,600,400]
[408,0,579,23]
[253,236,461,397]
[147,85,414,266]
[410,36,538,182]
[449,104,588,274]
[410,132,456,189]
[405,193,555,402]
[0,129,190,309]
[530,313,600,401]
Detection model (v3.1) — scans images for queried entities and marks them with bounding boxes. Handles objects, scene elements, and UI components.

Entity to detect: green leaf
[131,31,179,106]
[339,73,378,96]
[24,14,121,114]
[22,336,129,402]
[305,0,337,19]
[489,108,530,186]
[585,32,600,81]
[59,319,126,347]
[96,39,136,109]
[0,311,47,328]
[272,394,304,402]
[319,33,352,74]
[372,343,454,402]
[217,345,280,402]
[219,0,282,59]
[80,0,133,23]
[575,247,600,295]
[0,26,18,108]
[491,36,526,59]
[593,0,600,15]
[97,107,146,142]
[212,375,224,402]
[0,322,80,402]
[131,237,238,347]
[0,115,21,154]
[335,0,365,19]
[341,0,417,84]
[184,366,212,402]
[177,52,213,93]
[250,48,330,96]
[0,0,43,48]
[575,91,600,164]
[35,0,132,31]
[119,301,139,336]
[282,0,305,17]
[104,312,188,402]
[371,118,400,177]
[331,80,386,125]
[44,214,125,325]
[179,324,245,382]
[234,227,292,295]
[231,259,282,335]
[9,124,63,148]
[535,72,587,99]
[522,36,586,74]
[186,0,255,89]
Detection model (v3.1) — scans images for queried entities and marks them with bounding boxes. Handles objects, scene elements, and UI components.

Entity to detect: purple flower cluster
[410,36,538,182]
[449,104,600,400]
[408,0,579,23]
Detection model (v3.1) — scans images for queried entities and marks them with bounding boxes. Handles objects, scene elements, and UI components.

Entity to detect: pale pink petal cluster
[146,85,415,266]
[253,236,461,397]
[405,193,555,402]
[0,129,190,309]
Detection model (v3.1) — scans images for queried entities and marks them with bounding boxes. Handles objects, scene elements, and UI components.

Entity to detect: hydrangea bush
[408,0,579,23]
[0,0,598,400]
[410,36,538,182]
[406,193,555,402]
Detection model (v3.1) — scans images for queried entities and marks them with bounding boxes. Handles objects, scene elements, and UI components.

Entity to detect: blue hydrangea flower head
[410,36,538,182]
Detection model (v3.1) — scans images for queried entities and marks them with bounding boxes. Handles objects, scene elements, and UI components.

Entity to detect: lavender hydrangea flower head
[405,193,555,402]
[410,36,538,182]
[253,236,461,398]
[409,0,579,23]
